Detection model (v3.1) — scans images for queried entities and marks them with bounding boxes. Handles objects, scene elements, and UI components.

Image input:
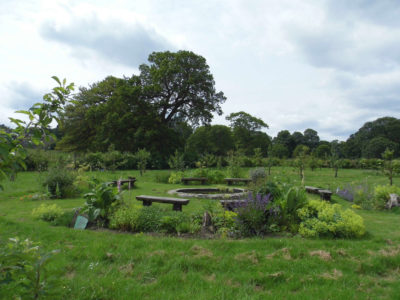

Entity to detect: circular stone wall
[168,188,247,200]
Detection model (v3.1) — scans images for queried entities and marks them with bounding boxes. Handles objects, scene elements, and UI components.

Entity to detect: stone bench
[136,195,189,211]
[181,177,207,185]
[224,178,252,186]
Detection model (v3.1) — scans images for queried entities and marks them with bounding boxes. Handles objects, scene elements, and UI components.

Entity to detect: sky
[1,0,399,141]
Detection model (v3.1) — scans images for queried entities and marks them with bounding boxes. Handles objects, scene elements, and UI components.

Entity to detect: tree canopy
[57,51,225,166]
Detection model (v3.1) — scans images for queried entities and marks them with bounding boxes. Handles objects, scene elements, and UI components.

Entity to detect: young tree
[135,149,151,176]
[0,77,74,190]
[168,150,185,171]
[382,148,396,186]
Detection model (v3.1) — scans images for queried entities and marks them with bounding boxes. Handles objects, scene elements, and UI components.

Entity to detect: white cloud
[0,0,399,141]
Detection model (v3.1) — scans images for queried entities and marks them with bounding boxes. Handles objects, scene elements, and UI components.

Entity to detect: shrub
[109,205,142,231]
[32,203,63,222]
[83,182,122,224]
[84,152,104,170]
[226,152,244,178]
[234,193,272,236]
[373,185,400,210]
[25,149,49,171]
[168,171,185,184]
[353,183,374,210]
[249,168,267,184]
[43,167,76,198]
[160,212,190,233]
[168,150,185,171]
[298,200,366,238]
[154,172,171,183]
[207,169,226,184]
[135,206,163,232]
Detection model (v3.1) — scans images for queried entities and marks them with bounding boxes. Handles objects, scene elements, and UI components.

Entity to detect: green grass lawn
[1,167,400,299]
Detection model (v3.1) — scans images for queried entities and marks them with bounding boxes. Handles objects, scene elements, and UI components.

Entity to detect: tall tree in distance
[226,111,271,156]
[138,50,226,126]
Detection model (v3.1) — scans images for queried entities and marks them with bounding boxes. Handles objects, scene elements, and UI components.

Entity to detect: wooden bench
[305,186,332,201]
[181,177,207,185]
[318,189,333,201]
[220,200,246,211]
[224,178,252,186]
[305,186,320,194]
[136,195,189,211]
[111,177,136,189]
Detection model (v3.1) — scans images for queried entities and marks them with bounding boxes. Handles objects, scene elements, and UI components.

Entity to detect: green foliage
[168,171,185,184]
[160,213,191,234]
[278,186,308,230]
[0,237,59,299]
[109,205,143,231]
[185,125,234,162]
[226,111,270,156]
[353,183,374,210]
[252,148,263,166]
[168,150,185,171]
[373,185,400,210]
[226,151,244,178]
[0,76,73,190]
[135,206,163,232]
[206,169,226,184]
[249,167,267,184]
[25,149,49,171]
[298,200,366,238]
[42,166,76,198]
[135,148,151,176]
[32,203,63,222]
[269,143,289,159]
[83,182,122,223]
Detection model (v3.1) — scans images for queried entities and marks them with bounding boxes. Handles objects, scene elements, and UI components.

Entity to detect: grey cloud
[6,82,44,110]
[326,0,400,27]
[40,16,174,67]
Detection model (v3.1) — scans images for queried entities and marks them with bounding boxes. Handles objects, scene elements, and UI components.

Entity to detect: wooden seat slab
[318,189,333,201]
[305,186,320,194]
[136,195,189,211]
[111,178,136,189]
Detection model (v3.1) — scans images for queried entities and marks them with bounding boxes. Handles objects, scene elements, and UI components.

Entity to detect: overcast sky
[1,0,399,141]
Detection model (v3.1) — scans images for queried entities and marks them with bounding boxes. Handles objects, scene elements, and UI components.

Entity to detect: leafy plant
[226,151,244,178]
[135,148,151,176]
[298,199,366,238]
[234,193,273,236]
[0,237,59,299]
[168,150,185,171]
[373,185,400,210]
[249,167,267,184]
[83,182,122,224]
[42,166,76,198]
[109,205,143,231]
[32,204,63,222]
[168,171,185,184]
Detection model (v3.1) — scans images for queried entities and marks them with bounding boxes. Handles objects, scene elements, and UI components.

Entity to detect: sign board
[74,216,88,230]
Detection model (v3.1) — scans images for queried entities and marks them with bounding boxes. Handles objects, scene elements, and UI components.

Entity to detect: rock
[386,194,400,209]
